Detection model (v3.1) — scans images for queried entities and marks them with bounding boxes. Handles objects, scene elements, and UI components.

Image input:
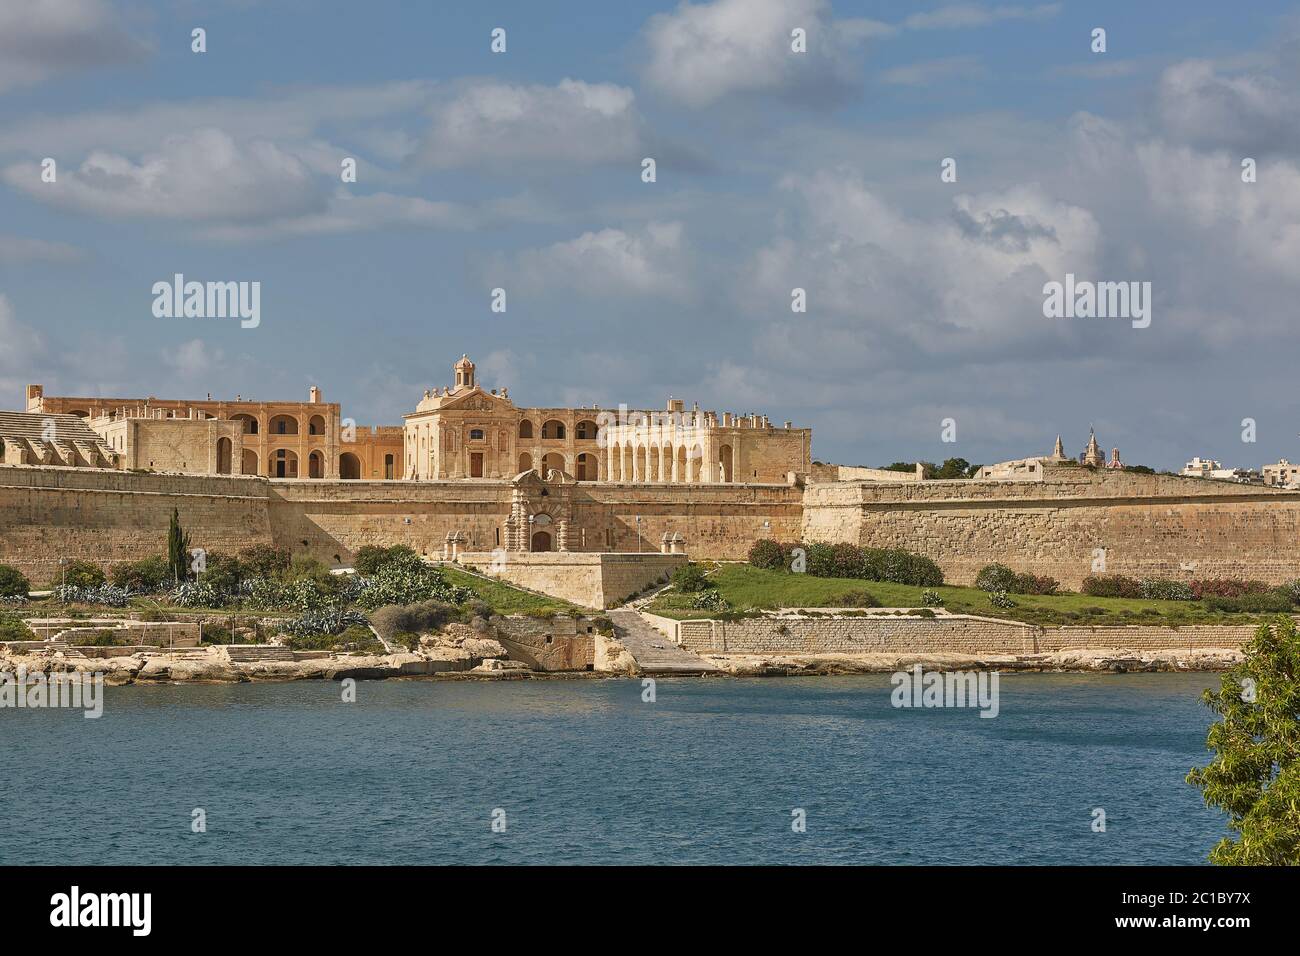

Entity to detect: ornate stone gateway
[504,467,574,552]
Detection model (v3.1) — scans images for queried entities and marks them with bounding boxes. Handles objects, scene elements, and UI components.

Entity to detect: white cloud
[1156,58,1300,152]
[164,339,225,380]
[2,128,323,222]
[0,0,149,94]
[641,0,863,107]
[415,80,646,169]
[508,221,692,299]
[746,171,1100,361]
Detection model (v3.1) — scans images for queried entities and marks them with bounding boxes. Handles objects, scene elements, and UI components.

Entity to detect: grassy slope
[647,564,1282,628]
[439,565,586,618]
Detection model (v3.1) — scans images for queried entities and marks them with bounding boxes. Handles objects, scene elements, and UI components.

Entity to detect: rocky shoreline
[0,640,1242,684]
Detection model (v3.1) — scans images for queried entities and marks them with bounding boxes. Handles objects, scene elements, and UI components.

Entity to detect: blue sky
[2,0,1299,472]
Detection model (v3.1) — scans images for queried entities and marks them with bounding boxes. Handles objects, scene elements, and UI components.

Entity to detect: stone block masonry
[5,461,1300,594]
[672,614,1263,656]
[801,463,1300,588]
[456,551,685,609]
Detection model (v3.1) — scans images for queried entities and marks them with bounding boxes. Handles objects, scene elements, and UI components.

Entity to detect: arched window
[339,453,361,480]
[542,419,565,440]
[269,415,299,435]
[576,420,599,440]
[518,420,534,439]
[308,415,326,436]
[231,414,258,434]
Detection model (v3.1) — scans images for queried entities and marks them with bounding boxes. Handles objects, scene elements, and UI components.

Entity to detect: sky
[1,0,1298,472]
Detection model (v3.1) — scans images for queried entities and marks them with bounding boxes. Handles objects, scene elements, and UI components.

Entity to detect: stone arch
[575,452,599,481]
[541,419,566,440]
[688,444,703,482]
[575,419,599,440]
[216,437,233,474]
[230,413,259,435]
[531,530,553,552]
[541,452,565,476]
[719,443,733,483]
[676,445,687,482]
[634,445,647,482]
[269,414,299,436]
[241,448,258,475]
[308,450,325,479]
[518,420,534,440]
[308,414,326,436]
[272,447,299,478]
[339,452,361,480]
[519,451,533,473]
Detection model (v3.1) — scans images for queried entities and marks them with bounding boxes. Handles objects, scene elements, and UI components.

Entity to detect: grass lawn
[646,563,1285,628]
[439,564,587,618]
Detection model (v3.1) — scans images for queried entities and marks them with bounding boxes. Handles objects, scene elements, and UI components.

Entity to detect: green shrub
[989,590,1017,610]
[1205,590,1293,614]
[0,564,30,598]
[53,560,105,590]
[1012,573,1059,595]
[831,588,880,608]
[354,544,418,576]
[0,613,34,642]
[975,564,1017,593]
[369,601,461,640]
[1081,574,1142,598]
[237,545,291,579]
[747,539,785,570]
[198,552,246,596]
[671,564,712,593]
[803,542,837,577]
[110,556,170,593]
[921,589,944,607]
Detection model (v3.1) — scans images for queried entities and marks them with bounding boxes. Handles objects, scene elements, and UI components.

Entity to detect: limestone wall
[674,614,1260,656]
[457,551,684,608]
[0,466,273,581]
[801,465,1300,587]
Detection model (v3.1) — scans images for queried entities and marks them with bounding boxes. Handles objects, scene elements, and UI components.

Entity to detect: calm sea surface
[0,674,1228,865]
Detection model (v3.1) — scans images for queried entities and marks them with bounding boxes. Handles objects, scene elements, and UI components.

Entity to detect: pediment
[437,387,514,413]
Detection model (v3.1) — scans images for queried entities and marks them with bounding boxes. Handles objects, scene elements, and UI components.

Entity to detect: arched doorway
[308,450,324,478]
[339,453,361,480]
[518,452,533,473]
[531,530,553,552]
[575,452,598,481]
[719,444,733,483]
[273,448,299,478]
[241,449,258,475]
[216,437,232,474]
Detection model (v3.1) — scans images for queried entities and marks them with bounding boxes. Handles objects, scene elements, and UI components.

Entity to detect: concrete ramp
[608,610,720,674]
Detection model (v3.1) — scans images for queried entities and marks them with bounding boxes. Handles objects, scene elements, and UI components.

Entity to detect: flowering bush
[1189,579,1269,600]
[747,539,785,570]
[975,564,1017,593]
[921,589,944,607]
[988,590,1017,610]
[1139,579,1196,602]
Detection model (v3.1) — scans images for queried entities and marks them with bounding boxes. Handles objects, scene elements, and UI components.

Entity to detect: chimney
[309,386,322,404]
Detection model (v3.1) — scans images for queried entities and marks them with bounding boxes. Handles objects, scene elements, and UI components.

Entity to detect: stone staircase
[220,645,295,663]
[607,609,720,674]
[0,410,117,467]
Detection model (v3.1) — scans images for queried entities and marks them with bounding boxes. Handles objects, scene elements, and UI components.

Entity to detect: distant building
[1181,457,1223,478]
[1263,459,1300,488]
